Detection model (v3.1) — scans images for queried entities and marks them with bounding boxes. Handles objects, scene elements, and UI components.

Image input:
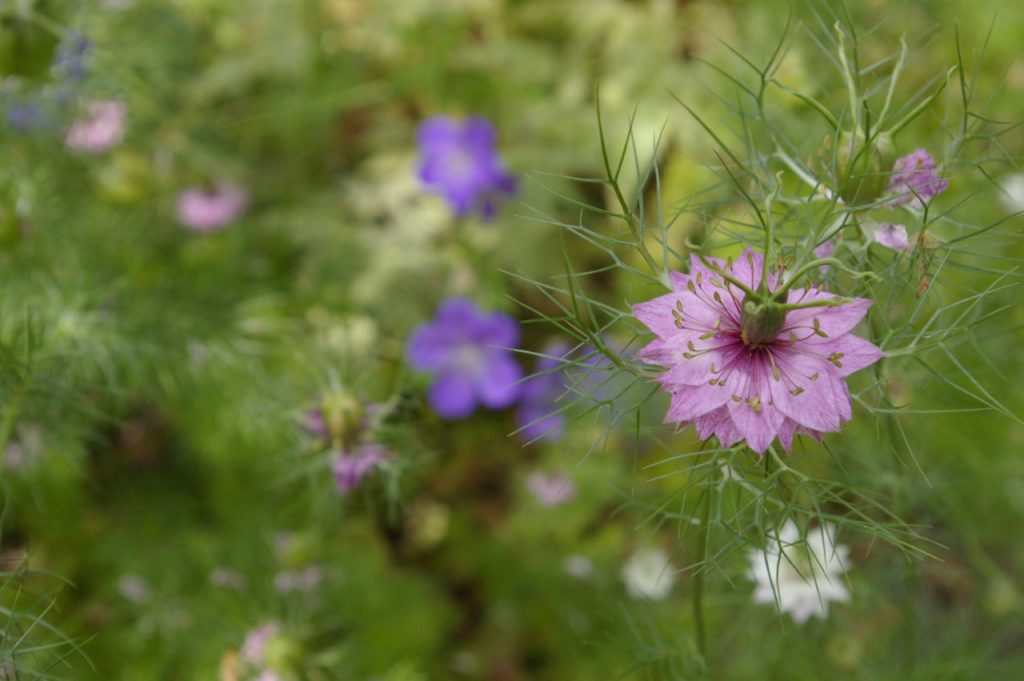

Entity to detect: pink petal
[723,356,784,454]
[664,382,732,422]
[800,333,885,378]
[767,349,843,433]
[783,291,872,339]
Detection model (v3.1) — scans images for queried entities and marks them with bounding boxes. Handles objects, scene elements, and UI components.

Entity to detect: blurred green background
[0,0,1022,679]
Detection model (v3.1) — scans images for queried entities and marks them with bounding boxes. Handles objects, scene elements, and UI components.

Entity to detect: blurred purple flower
[516,343,570,442]
[4,96,52,132]
[65,99,125,152]
[874,223,911,250]
[176,183,247,231]
[334,444,387,493]
[407,299,522,418]
[303,409,329,439]
[526,472,576,506]
[888,149,947,207]
[53,31,92,84]
[416,115,517,220]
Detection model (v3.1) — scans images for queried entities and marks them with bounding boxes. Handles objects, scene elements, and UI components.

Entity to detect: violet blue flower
[887,149,948,207]
[632,248,884,454]
[176,183,247,231]
[407,298,522,419]
[873,223,911,250]
[4,96,52,132]
[516,342,571,442]
[526,472,576,506]
[65,99,125,152]
[333,444,387,493]
[53,31,92,84]
[416,116,517,220]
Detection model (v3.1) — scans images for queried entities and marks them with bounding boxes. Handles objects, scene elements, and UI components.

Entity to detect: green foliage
[0,1,1022,679]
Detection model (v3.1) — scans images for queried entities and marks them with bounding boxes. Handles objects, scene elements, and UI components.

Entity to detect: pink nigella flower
[333,443,387,493]
[176,183,247,231]
[65,99,125,152]
[887,149,947,207]
[526,472,576,506]
[633,248,883,454]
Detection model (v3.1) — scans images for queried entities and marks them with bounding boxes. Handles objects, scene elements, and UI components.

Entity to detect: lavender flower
[176,183,247,231]
[887,149,948,207]
[416,116,517,220]
[333,444,386,493]
[526,472,576,506]
[516,342,570,442]
[65,100,125,152]
[632,248,884,454]
[873,223,911,250]
[406,298,522,419]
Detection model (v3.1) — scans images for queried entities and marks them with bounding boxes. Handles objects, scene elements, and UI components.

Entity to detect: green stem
[695,254,758,298]
[769,257,879,302]
[693,479,714,668]
[0,385,26,470]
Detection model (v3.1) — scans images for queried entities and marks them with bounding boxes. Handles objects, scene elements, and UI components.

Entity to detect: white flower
[563,554,594,580]
[999,174,1024,213]
[622,548,675,600]
[749,521,850,624]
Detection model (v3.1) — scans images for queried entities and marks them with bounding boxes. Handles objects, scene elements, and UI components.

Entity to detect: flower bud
[834,130,894,206]
[319,390,364,445]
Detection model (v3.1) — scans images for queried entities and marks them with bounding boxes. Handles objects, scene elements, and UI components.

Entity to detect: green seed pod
[320,389,364,446]
[740,296,786,347]
[833,130,894,206]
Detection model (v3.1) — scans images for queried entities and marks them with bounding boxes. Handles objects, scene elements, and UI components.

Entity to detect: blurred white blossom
[622,548,675,600]
[749,521,850,624]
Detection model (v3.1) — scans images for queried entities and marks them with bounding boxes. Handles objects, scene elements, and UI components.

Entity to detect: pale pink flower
[65,99,125,152]
[632,248,883,454]
[525,472,576,506]
[241,621,279,666]
[176,183,247,231]
[887,149,948,207]
[873,223,911,250]
[812,241,834,259]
